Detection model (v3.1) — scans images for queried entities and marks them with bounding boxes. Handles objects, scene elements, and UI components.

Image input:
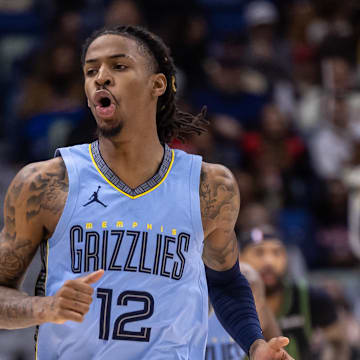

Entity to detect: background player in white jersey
[0,25,293,359]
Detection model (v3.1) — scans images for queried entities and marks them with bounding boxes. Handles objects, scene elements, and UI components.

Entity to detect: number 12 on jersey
[96,288,154,342]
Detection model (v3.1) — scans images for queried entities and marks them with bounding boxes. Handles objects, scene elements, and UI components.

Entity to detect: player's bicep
[0,165,44,288]
[200,163,240,271]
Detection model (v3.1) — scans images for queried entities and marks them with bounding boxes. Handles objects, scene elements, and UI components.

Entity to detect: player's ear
[87,98,91,108]
[151,73,167,98]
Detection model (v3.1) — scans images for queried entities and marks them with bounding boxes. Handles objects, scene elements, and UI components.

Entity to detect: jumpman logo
[83,186,107,208]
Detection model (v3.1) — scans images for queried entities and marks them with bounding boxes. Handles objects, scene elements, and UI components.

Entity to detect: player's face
[83,34,157,138]
[240,240,287,294]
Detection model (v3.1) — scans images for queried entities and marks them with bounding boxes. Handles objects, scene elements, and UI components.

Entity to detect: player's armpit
[200,162,240,270]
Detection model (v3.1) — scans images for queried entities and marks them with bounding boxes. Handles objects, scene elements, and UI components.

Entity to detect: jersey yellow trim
[35,240,50,360]
[89,144,175,199]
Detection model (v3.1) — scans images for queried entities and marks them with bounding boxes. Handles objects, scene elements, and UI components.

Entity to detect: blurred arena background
[1,0,360,359]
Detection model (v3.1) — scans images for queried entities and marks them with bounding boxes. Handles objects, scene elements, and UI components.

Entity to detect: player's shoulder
[7,157,68,206]
[14,157,66,186]
[200,161,237,189]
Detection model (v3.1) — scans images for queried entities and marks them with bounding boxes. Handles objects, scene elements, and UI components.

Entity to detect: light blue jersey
[206,312,246,360]
[35,141,208,360]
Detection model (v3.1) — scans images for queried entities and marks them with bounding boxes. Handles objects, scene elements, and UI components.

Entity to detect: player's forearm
[0,286,49,329]
[205,260,264,354]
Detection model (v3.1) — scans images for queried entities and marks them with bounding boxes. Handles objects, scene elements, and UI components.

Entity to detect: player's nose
[95,66,114,87]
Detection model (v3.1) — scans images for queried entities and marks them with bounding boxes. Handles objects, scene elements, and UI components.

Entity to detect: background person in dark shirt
[238,224,350,360]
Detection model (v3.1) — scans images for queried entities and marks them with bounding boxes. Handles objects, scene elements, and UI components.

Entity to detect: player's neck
[98,133,165,189]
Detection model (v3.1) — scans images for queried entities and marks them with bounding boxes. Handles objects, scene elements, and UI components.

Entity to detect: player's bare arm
[0,157,103,329]
[200,162,239,270]
[200,162,293,360]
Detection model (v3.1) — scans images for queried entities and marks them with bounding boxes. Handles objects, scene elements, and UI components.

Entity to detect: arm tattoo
[200,165,238,232]
[0,160,63,329]
[199,170,216,218]
[204,232,238,268]
[200,163,240,269]
[3,175,26,243]
[0,238,33,285]
[26,159,68,222]
[1,160,66,285]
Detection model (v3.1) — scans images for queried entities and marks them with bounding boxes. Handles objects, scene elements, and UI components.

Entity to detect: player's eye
[114,64,127,71]
[86,68,97,76]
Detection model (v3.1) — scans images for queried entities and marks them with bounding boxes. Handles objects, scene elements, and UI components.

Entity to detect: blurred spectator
[236,202,272,233]
[49,11,85,46]
[104,0,144,27]
[320,279,360,359]
[14,41,85,161]
[243,1,296,118]
[242,103,313,211]
[309,95,360,180]
[171,12,209,87]
[18,42,83,120]
[343,147,360,260]
[243,1,290,79]
[288,1,317,46]
[239,225,351,360]
[313,179,358,267]
[233,169,258,208]
[297,53,360,136]
[191,37,270,129]
[306,0,355,46]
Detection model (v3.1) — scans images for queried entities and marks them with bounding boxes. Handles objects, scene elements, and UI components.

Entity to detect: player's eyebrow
[85,53,131,64]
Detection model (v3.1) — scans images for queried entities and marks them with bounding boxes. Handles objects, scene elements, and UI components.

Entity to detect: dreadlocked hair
[81,25,208,143]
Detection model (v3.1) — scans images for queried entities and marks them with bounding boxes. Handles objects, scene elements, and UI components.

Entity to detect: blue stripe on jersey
[36,143,207,360]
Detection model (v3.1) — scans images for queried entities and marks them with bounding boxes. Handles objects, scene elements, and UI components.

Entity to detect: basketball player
[0,26,293,359]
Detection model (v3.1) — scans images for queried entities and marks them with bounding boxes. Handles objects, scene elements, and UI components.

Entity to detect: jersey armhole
[48,147,80,246]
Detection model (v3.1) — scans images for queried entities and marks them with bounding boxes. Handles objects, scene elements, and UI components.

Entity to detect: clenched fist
[40,270,104,324]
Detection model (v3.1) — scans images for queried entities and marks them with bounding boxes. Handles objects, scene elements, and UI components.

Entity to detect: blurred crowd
[1,0,360,359]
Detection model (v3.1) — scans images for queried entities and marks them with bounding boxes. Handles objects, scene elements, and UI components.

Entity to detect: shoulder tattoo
[26,159,68,223]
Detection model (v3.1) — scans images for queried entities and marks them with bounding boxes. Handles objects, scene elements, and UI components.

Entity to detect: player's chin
[97,122,123,138]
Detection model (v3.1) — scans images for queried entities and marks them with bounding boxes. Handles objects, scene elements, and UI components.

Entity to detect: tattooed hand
[200,162,240,271]
[0,157,68,329]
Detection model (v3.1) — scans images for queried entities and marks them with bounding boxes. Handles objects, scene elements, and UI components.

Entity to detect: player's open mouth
[94,90,116,119]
